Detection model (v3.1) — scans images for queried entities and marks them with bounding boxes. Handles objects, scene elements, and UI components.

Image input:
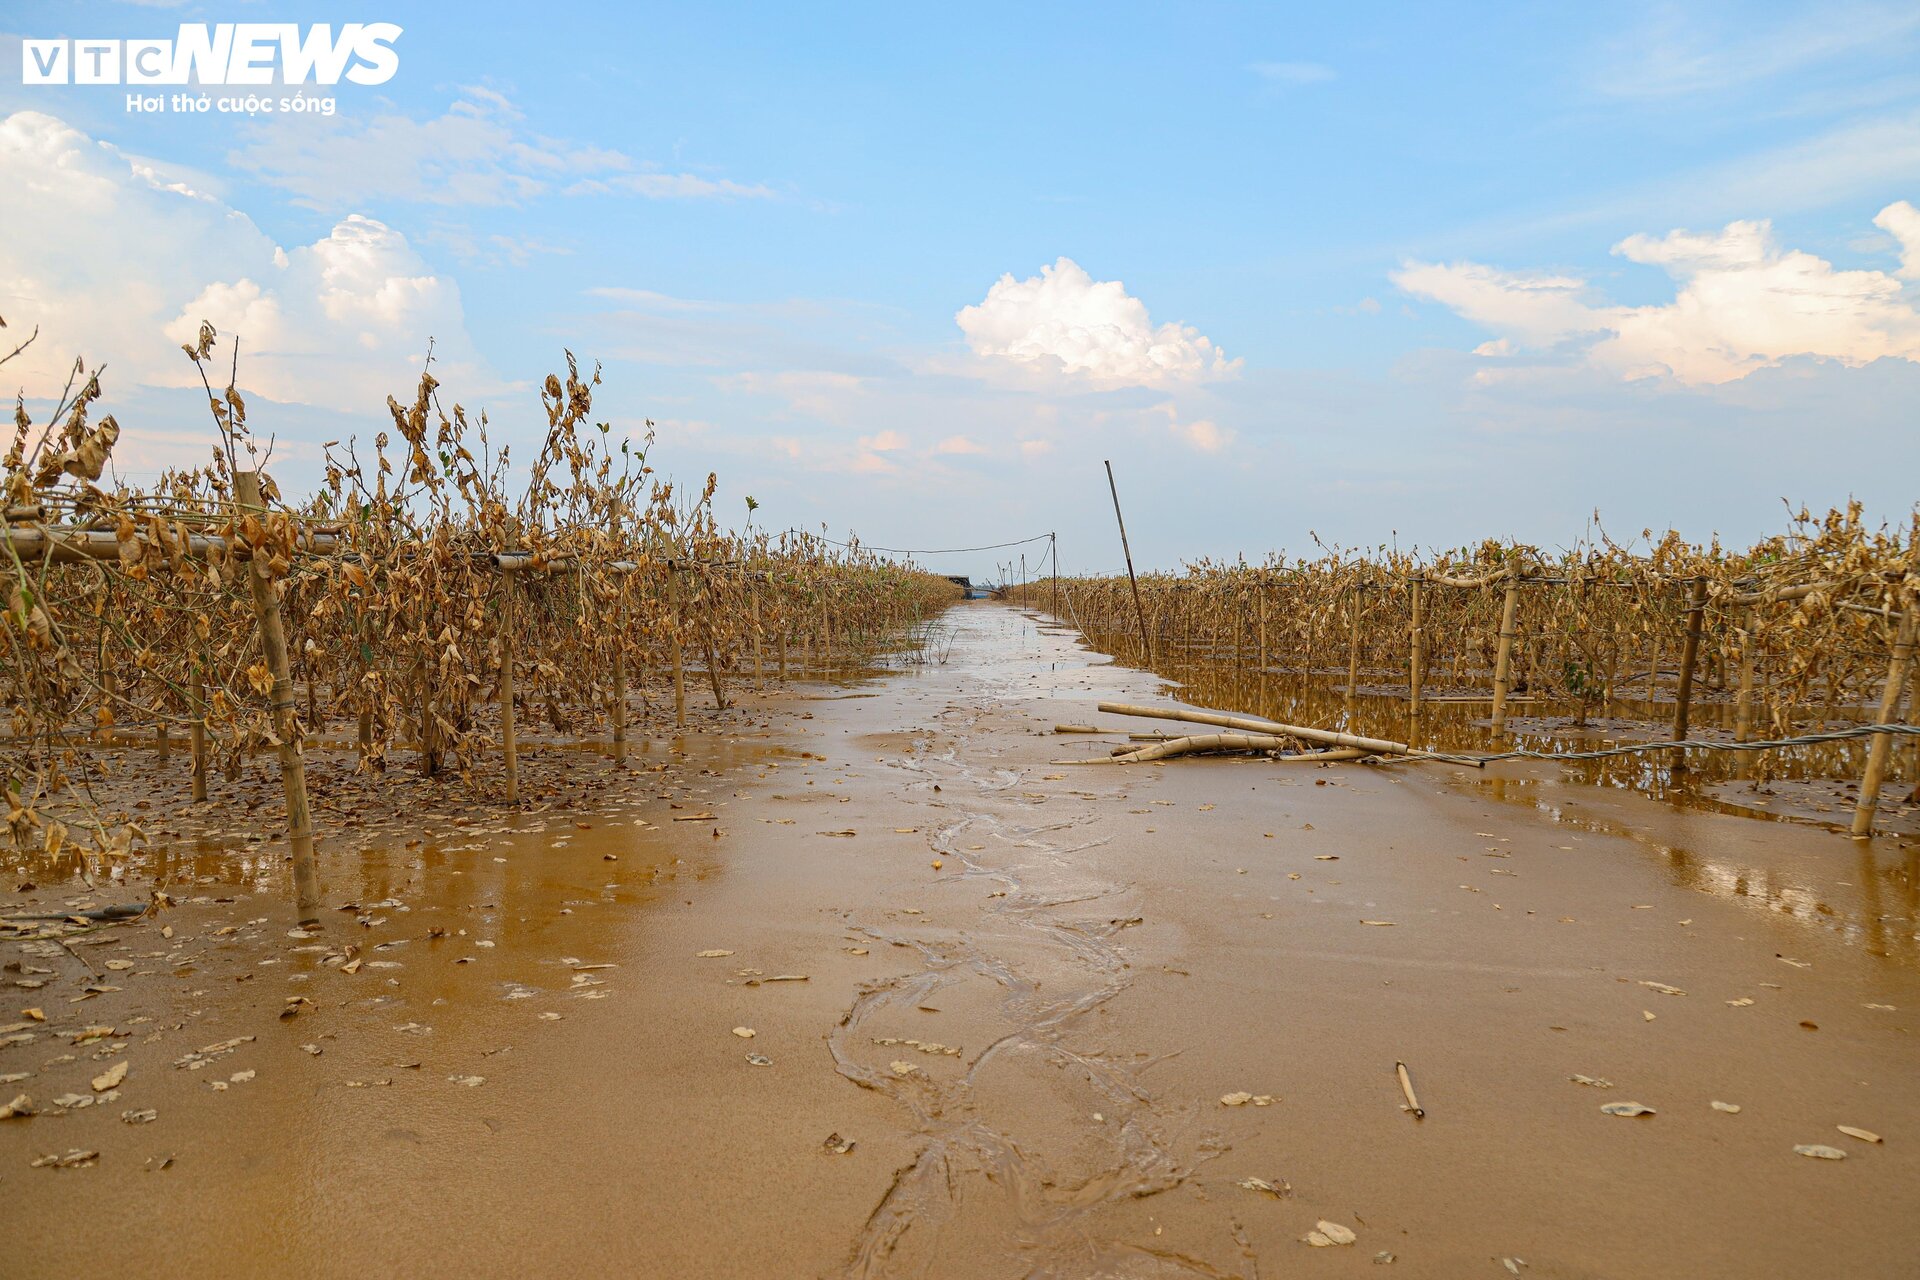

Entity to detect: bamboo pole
[1345,587,1363,704]
[1670,577,1708,776]
[1851,609,1917,837]
[1256,584,1269,671]
[669,560,686,727]
[1097,735,1369,765]
[190,658,208,802]
[750,578,764,690]
[611,581,629,765]
[1490,575,1522,735]
[234,471,320,921]
[499,568,519,803]
[1734,606,1757,744]
[1104,460,1153,665]
[1409,578,1425,712]
[1096,701,1409,755]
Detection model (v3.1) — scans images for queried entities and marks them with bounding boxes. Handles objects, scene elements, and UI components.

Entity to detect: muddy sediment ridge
[7,601,1919,1278]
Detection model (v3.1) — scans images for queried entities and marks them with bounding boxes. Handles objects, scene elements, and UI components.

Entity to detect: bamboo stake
[1408,577,1425,713]
[1346,587,1363,704]
[669,559,686,727]
[1257,584,1269,671]
[750,579,764,690]
[1734,606,1757,745]
[234,471,320,922]
[1851,609,1916,837]
[190,658,208,802]
[499,568,519,803]
[611,619,628,766]
[1670,577,1708,776]
[1490,576,1521,735]
[1104,460,1153,665]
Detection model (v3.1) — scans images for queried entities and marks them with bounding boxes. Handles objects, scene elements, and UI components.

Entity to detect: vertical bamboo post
[668,556,686,727]
[611,634,628,765]
[1670,577,1708,776]
[1645,631,1660,712]
[499,568,519,803]
[190,659,208,802]
[98,668,115,746]
[1851,609,1916,837]
[1051,532,1059,619]
[1345,586,1363,705]
[1490,573,1522,735]
[416,651,436,776]
[234,471,319,921]
[1256,583,1269,671]
[1408,577,1425,712]
[1905,657,1920,790]
[1104,460,1153,666]
[1734,606,1757,744]
[750,575,764,690]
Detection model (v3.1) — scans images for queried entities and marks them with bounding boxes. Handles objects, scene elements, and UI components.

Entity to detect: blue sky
[5,2,1920,574]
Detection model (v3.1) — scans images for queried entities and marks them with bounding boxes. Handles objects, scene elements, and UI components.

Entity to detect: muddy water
[1082,628,1920,832]
[7,602,1920,1277]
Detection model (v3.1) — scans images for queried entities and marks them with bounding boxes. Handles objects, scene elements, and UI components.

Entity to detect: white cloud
[1394,204,1920,384]
[1595,5,1920,98]
[0,110,492,412]
[1877,200,1920,279]
[230,88,767,209]
[956,257,1239,387]
[1157,404,1233,453]
[565,173,775,200]
[1250,61,1336,85]
[859,429,906,452]
[936,434,986,455]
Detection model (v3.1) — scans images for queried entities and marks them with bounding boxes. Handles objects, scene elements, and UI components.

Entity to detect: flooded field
[5,602,1918,1277]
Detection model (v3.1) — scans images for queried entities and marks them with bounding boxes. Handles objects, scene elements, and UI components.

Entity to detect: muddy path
[6,602,1919,1278]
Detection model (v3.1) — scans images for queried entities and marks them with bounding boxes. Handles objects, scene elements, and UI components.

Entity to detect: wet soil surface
[6,603,1919,1277]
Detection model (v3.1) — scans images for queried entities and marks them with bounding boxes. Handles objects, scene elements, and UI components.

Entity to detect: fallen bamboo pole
[1084,734,1369,765]
[1096,701,1409,756]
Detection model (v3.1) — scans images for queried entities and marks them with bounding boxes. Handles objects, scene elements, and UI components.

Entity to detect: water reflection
[1078,628,1909,826]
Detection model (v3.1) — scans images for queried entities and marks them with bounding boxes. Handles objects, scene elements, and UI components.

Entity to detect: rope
[1427,721,1918,767]
[789,530,1055,557]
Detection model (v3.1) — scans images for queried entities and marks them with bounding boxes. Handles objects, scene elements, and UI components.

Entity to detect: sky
[4,2,1920,577]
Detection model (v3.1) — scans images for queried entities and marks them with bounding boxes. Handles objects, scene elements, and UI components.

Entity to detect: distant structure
[944,574,991,600]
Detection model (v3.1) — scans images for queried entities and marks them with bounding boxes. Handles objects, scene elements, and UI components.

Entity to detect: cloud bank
[0,109,491,411]
[1394,203,1920,383]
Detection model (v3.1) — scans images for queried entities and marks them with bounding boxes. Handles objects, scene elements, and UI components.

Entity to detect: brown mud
[5,602,1918,1277]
